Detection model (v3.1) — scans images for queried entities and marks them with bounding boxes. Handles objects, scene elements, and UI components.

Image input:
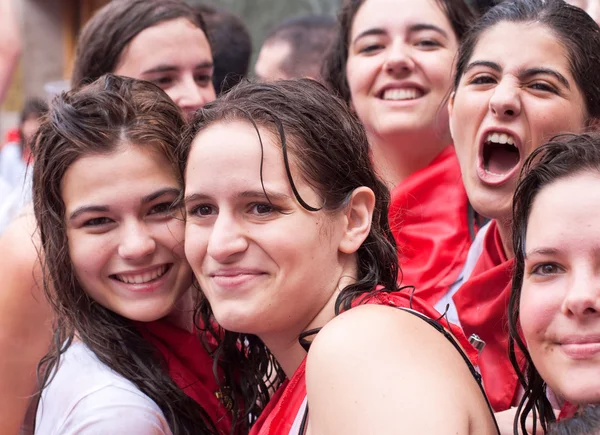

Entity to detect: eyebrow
[69,187,180,221]
[464,61,570,89]
[141,61,214,75]
[184,189,292,205]
[525,247,560,258]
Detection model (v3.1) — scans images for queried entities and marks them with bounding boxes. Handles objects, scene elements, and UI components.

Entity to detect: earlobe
[339,187,376,255]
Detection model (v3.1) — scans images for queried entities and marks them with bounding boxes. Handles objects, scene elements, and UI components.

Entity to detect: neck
[495,217,514,260]
[369,129,451,189]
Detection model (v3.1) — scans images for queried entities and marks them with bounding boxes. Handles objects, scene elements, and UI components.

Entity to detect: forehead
[351,0,453,36]
[470,22,570,72]
[118,18,212,70]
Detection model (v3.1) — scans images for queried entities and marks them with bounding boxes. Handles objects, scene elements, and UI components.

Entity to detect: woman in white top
[31,75,229,434]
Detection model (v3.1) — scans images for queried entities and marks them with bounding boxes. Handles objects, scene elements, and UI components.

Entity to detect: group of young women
[1,0,599,433]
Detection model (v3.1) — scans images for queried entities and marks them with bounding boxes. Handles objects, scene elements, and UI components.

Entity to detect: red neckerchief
[557,401,579,421]
[250,290,478,435]
[389,146,472,306]
[453,221,521,412]
[136,319,233,435]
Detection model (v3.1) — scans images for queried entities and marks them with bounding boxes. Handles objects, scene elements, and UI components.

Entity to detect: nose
[489,78,521,119]
[118,221,156,260]
[172,75,216,117]
[562,271,600,317]
[383,40,415,76]
[206,213,248,263]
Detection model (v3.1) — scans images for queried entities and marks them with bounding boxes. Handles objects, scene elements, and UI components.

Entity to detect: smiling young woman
[323,0,481,312]
[509,134,600,434]
[31,75,233,434]
[445,0,600,420]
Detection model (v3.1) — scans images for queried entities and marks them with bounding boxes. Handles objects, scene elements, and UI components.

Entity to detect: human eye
[189,204,217,217]
[469,74,496,86]
[415,39,442,49]
[529,82,558,94]
[249,202,277,216]
[82,217,113,227]
[530,262,565,276]
[148,202,173,216]
[150,76,175,88]
[194,73,212,86]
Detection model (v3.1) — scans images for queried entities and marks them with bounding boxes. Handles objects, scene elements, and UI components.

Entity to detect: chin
[467,184,512,223]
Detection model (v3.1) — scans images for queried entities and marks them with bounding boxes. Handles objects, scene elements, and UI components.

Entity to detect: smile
[477,130,522,185]
[381,87,424,101]
[111,264,170,285]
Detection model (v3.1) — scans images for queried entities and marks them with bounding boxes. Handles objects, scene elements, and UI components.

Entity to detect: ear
[447,91,456,140]
[339,187,376,255]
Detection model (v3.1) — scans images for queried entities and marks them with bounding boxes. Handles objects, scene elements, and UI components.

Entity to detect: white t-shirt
[35,342,172,435]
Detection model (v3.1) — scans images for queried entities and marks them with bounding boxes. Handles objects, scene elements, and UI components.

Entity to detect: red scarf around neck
[136,319,233,435]
[453,221,521,412]
[388,146,472,306]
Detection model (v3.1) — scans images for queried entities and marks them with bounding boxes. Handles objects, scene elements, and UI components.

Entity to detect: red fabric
[136,319,233,435]
[557,402,579,421]
[389,146,472,306]
[250,290,478,435]
[453,221,521,412]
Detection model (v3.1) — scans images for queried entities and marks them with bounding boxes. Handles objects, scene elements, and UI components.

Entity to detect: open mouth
[482,132,520,175]
[380,87,425,101]
[111,264,171,285]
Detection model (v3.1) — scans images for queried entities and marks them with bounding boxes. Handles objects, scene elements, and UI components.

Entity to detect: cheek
[184,226,207,267]
[519,283,561,346]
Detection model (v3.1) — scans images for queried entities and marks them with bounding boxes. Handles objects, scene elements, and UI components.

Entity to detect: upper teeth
[383,88,420,101]
[486,132,515,146]
[114,265,167,284]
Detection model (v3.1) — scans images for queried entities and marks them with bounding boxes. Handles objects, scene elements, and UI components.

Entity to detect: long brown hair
[71,0,208,87]
[178,79,399,425]
[32,74,217,434]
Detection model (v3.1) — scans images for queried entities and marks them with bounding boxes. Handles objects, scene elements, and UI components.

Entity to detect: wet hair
[548,405,600,435]
[509,132,600,434]
[178,79,399,425]
[453,0,600,122]
[71,0,208,87]
[196,4,252,95]
[32,74,217,434]
[262,15,336,81]
[323,0,476,102]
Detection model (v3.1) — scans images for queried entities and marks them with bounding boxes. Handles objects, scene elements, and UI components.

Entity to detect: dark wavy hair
[323,0,476,102]
[178,78,399,425]
[509,133,600,434]
[71,0,208,87]
[452,0,600,123]
[32,74,217,434]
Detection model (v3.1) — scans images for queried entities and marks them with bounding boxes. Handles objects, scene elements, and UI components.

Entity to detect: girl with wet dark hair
[322,0,483,324]
[509,134,600,434]
[32,75,232,434]
[73,0,215,119]
[181,79,500,434]
[446,0,600,424]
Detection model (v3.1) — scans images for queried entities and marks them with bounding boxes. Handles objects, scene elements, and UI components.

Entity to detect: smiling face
[346,0,458,142]
[520,172,600,405]
[450,22,588,222]
[62,143,191,322]
[114,18,216,119]
[183,120,353,339]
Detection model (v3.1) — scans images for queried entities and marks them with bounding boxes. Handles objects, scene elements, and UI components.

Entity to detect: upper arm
[305,305,491,435]
[0,213,53,434]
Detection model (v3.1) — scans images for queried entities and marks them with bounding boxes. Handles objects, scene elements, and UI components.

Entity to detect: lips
[477,129,522,186]
[210,269,266,290]
[560,336,600,359]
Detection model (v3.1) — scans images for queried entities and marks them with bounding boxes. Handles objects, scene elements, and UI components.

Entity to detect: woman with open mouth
[323,0,479,309]
[447,0,600,426]
[31,75,234,434]
[509,134,600,434]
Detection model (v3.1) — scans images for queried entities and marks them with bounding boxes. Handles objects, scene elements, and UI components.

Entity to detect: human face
[21,116,41,148]
[254,40,292,81]
[520,172,600,405]
[346,0,458,142]
[62,144,191,322]
[184,121,350,339]
[449,22,587,222]
[114,18,216,119]
[566,0,600,25]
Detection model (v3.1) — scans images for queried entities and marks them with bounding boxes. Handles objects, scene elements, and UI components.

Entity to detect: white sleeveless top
[35,342,172,434]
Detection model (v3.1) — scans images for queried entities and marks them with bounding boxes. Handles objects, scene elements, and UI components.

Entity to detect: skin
[0,0,21,105]
[346,0,458,187]
[0,210,52,435]
[449,22,587,256]
[566,0,600,25]
[521,172,600,406]
[62,144,192,323]
[114,18,216,119]
[183,120,498,434]
[254,40,293,81]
